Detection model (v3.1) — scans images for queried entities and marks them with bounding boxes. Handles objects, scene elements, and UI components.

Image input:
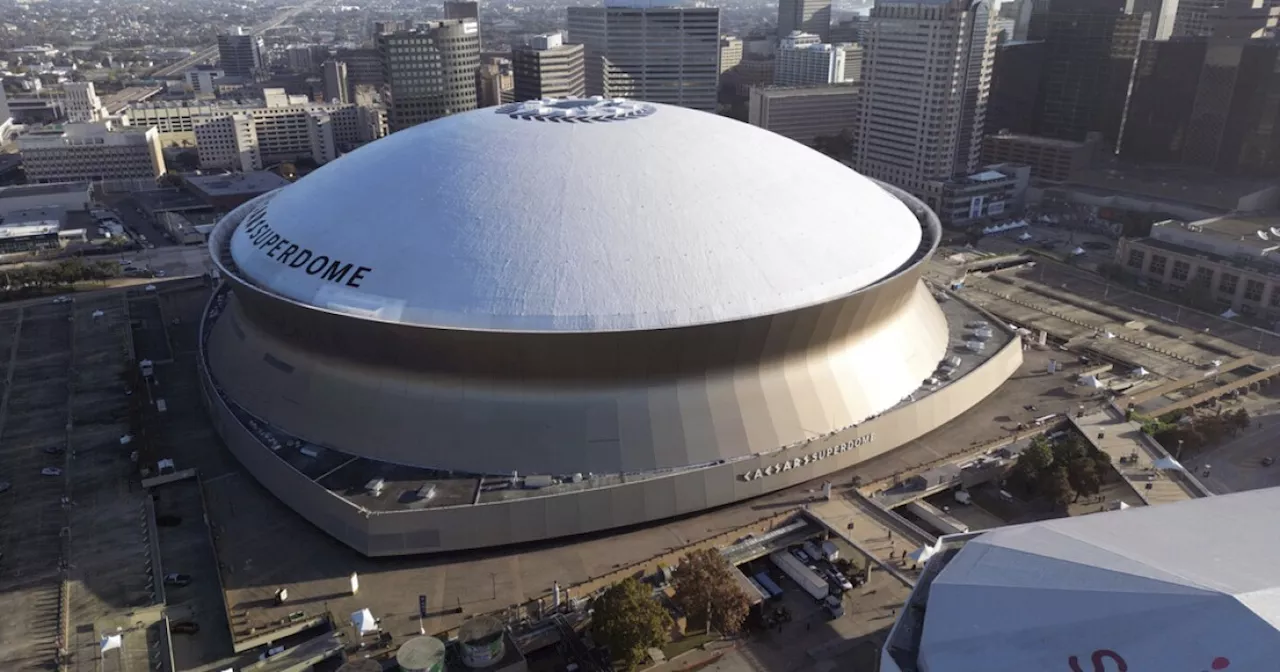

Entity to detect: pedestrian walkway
[1072,409,1201,505]
[807,493,928,580]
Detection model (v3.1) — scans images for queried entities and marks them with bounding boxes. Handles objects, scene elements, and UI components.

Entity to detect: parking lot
[0,292,163,671]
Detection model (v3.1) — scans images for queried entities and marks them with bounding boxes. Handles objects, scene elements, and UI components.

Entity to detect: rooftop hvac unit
[365,478,386,496]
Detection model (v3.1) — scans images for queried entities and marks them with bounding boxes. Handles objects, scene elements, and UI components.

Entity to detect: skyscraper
[567,1,721,112]
[1027,0,1149,145]
[778,0,833,43]
[854,0,996,196]
[774,32,849,86]
[985,40,1045,135]
[218,29,265,80]
[322,60,349,103]
[378,20,482,132]
[512,33,586,101]
[1120,31,1280,175]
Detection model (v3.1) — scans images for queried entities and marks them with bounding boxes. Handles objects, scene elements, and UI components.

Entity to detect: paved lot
[0,293,161,672]
[1195,412,1280,494]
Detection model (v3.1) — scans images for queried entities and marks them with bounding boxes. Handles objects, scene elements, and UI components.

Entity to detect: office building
[1117,216,1280,317]
[748,84,859,145]
[200,97,1020,556]
[218,29,265,80]
[476,57,513,107]
[1121,36,1280,177]
[829,16,867,43]
[322,60,349,103]
[567,2,721,112]
[285,45,328,73]
[334,48,384,90]
[984,40,1044,135]
[378,21,482,132]
[720,36,744,74]
[982,132,1097,181]
[774,32,850,86]
[63,82,104,123]
[186,66,226,98]
[840,44,864,82]
[444,1,479,20]
[922,164,1029,228]
[512,34,586,101]
[19,121,166,183]
[854,0,996,199]
[1027,0,1149,145]
[778,0,832,42]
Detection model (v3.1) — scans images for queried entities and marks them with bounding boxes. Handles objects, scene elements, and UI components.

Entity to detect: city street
[1194,414,1280,494]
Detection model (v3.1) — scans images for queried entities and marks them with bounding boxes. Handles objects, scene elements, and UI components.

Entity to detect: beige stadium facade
[198,182,1022,557]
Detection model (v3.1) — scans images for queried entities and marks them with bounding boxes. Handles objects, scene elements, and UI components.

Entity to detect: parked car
[41,467,62,476]
[51,296,72,304]
[164,573,192,587]
[43,446,65,455]
[1263,456,1274,467]
[170,620,200,635]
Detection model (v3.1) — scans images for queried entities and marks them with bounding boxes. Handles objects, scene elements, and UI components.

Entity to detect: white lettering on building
[740,433,875,481]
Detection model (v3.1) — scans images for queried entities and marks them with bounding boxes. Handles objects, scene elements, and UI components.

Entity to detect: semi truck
[769,551,829,601]
[905,499,970,536]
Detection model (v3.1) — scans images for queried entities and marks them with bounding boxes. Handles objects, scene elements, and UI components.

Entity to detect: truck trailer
[770,551,829,601]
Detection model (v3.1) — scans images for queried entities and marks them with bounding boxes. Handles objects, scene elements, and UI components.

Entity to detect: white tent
[100,634,122,653]
[351,608,378,635]
[1071,246,1086,256]
[1132,367,1149,377]
[1222,308,1239,319]
[915,487,1280,671]
[1017,232,1033,241]
[1079,375,1104,388]
[1154,456,1184,471]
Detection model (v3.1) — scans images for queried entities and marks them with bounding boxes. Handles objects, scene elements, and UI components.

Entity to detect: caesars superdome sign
[741,433,874,481]
[237,205,374,289]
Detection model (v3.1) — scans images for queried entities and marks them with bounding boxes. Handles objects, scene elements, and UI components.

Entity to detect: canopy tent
[1079,375,1104,388]
[911,539,942,564]
[1154,456,1184,471]
[1071,247,1086,256]
[1017,232,1033,241]
[915,488,1280,671]
[351,608,378,635]
[100,634,122,653]
[1132,367,1149,377]
[1222,308,1239,319]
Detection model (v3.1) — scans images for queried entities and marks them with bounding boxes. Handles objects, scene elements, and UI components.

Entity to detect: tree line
[0,259,120,297]
[1007,433,1113,512]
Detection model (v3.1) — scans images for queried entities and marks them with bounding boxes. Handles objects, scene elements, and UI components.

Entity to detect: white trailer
[770,551,829,601]
[905,500,970,536]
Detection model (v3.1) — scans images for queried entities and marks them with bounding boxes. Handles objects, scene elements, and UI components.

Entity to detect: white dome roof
[228,98,922,332]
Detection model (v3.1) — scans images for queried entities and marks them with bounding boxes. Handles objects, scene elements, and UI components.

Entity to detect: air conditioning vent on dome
[498,98,656,124]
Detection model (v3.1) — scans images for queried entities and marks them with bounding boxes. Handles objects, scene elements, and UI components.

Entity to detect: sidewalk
[1072,410,1199,505]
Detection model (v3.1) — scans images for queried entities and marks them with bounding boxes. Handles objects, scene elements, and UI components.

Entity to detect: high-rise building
[19,121,166,183]
[444,1,480,20]
[476,57,513,107]
[285,45,328,73]
[185,66,226,98]
[829,16,867,43]
[378,20,482,132]
[567,2,721,112]
[985,40,1044,135]
[322,60,350,103]
[748,84,859,145]
[63,82,104,123]
[334,48,385,90]
[853,0,996,197]
[1027,0,1149,145]
[0,85,10,125]
[1120,35,1280,176]
[778,0,832,42]
[512,33,586,101]
[218,29,265,80]
[774,32,850,86]
[720,36,744,74]
[840,44,864,82]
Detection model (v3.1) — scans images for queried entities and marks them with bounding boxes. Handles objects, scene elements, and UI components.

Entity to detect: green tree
[1044,467,1074,511]
[591,577,672,671]
[1012,436,1055,490]
[671,548,751,635]
[1066,458,1101,500]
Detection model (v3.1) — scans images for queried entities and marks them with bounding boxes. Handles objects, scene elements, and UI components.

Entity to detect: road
[1194,414,1280,494]
[149,0,325,77]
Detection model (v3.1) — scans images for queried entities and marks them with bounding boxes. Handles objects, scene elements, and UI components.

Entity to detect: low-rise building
[1116,215,1280,321]
[19,121,165,183]
[0,182,91,215]
[748,84,859,146]
[981,132,1097,182]
[922,164,1030,228]
[185,171,290,210]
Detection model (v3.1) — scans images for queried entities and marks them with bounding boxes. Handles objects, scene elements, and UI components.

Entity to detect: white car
[41,467,62,477]
[52,296,72,304]
[144,285,157,292]
[154,270,167,278]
